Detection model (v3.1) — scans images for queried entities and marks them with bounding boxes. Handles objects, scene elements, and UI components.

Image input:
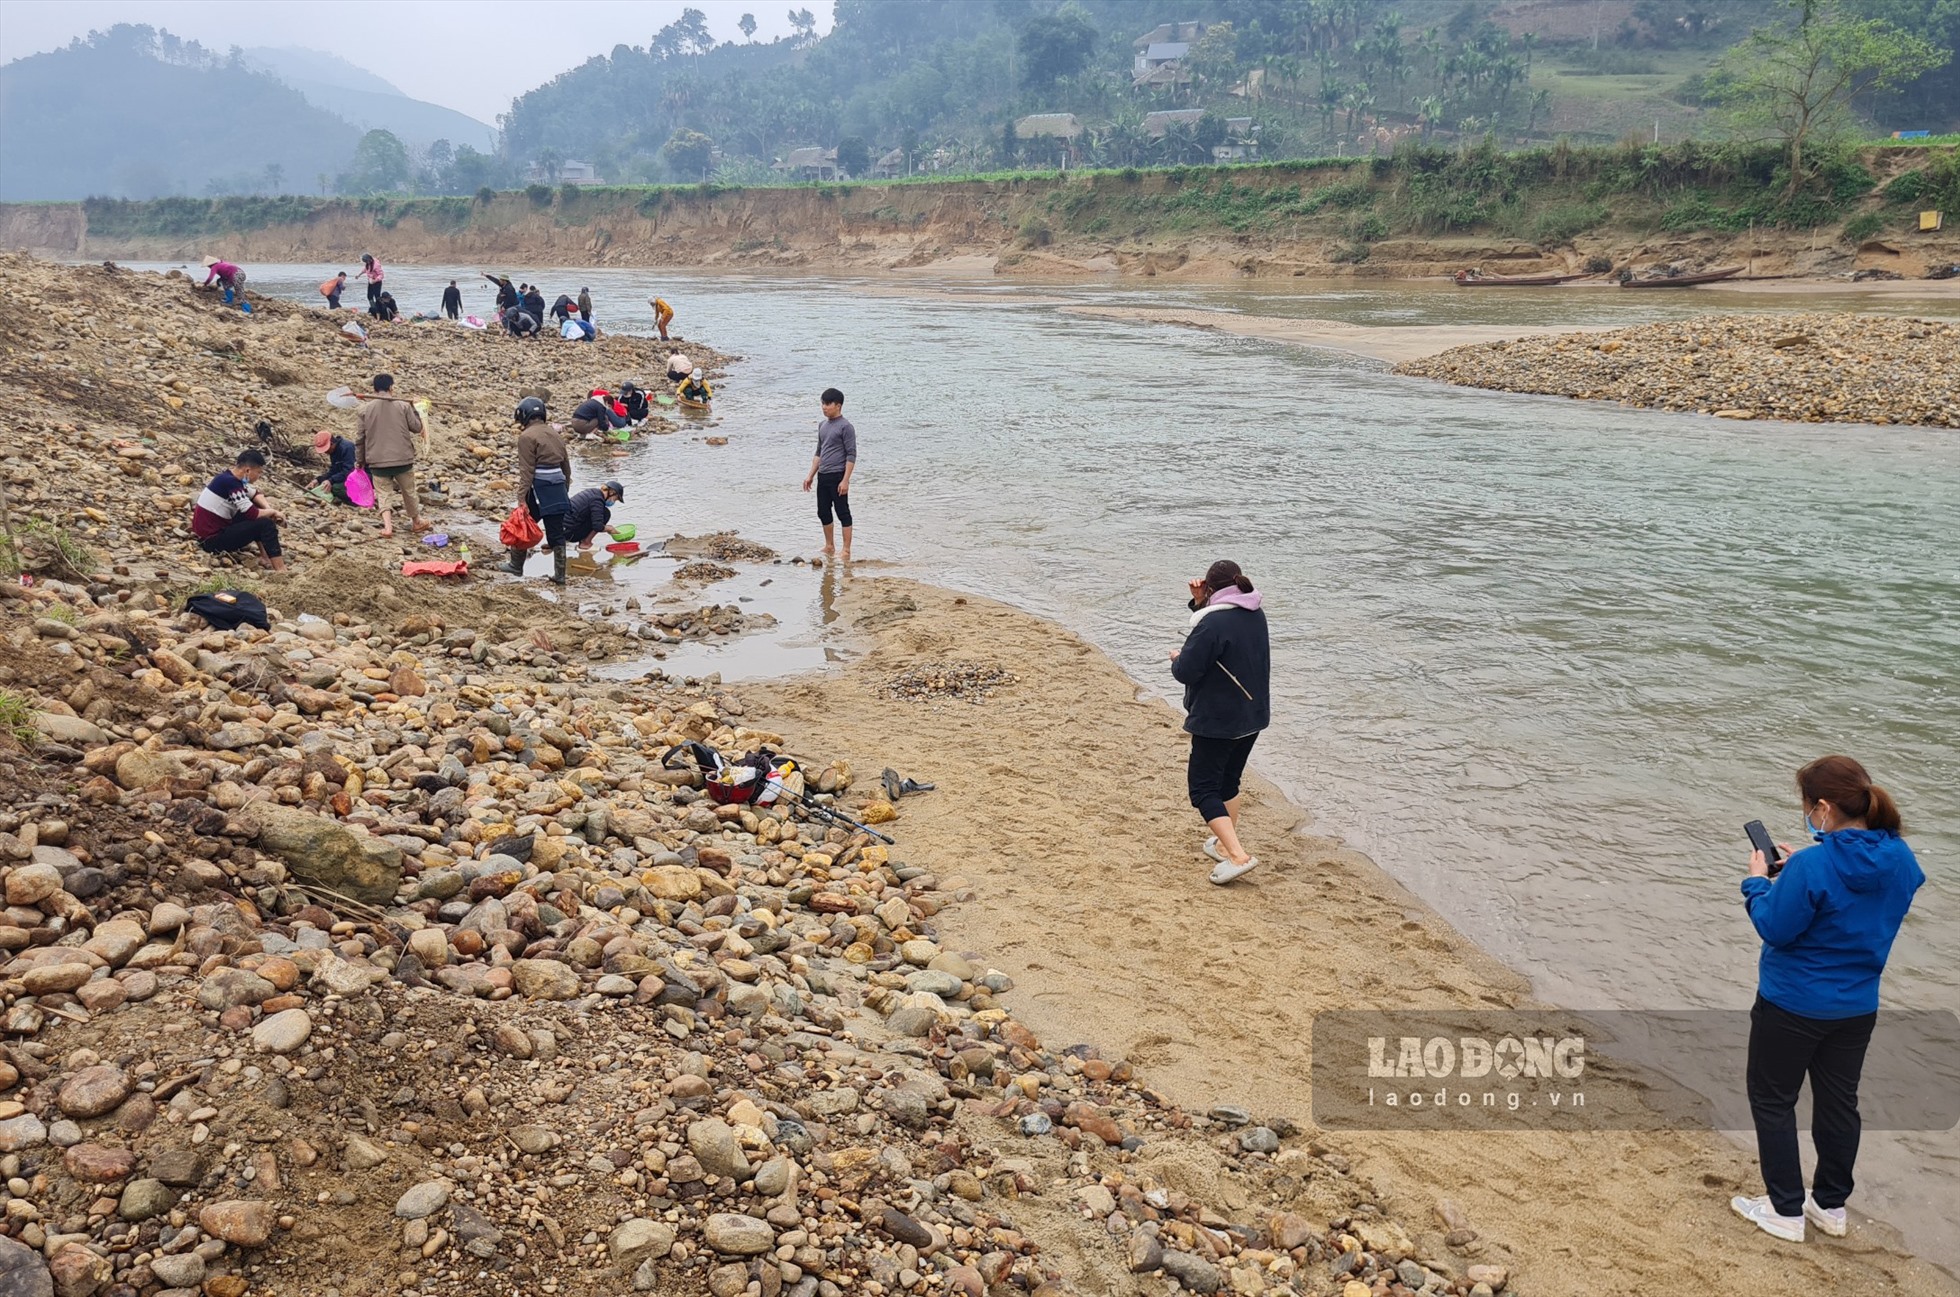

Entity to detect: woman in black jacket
[1170,560,1272,884]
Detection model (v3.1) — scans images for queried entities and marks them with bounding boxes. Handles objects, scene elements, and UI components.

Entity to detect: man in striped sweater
[190,449,286,570]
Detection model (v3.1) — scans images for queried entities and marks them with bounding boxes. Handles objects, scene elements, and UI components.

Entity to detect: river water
[234,261,1959,1261]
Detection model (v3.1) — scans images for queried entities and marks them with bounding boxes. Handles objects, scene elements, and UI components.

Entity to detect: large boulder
[246,804,401,905]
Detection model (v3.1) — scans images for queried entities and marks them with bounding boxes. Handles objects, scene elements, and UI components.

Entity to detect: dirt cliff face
[0,203,85,257]
[6,159,1955,281]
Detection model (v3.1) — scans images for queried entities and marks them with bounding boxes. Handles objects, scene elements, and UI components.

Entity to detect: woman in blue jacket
[1170,560,1271,886]
[1731,754,1923,1242]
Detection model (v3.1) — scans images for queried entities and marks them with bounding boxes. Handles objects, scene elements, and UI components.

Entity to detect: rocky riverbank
[1394,313,1960,428]
[0,252,1512,1297]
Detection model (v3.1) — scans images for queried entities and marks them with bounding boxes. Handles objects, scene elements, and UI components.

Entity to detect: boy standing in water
[801,387,856,561]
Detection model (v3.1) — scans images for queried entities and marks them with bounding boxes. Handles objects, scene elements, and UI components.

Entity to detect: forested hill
[502,0,1959,185]
[0,26,361,202]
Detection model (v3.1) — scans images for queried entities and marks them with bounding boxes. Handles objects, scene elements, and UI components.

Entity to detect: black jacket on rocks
[1171,596,1271,738]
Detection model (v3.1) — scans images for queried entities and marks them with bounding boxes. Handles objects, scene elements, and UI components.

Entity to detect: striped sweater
[190,470,260,540]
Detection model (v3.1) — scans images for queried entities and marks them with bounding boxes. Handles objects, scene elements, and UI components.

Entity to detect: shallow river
[237,261,1959,1259]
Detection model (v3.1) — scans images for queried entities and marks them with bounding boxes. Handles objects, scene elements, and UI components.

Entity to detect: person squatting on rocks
[200,257,245,304]
[802,387,856,560]
[565,480,626,550]
[190,448,286,571]
[1170,560,1271,885]
[510,396,572,585]
[369,291,399,323]
[441,280,462,320]
[358,253,384,308]
[355,373,427,537]
[676,368,712,405]
[618,381,650,423]
[309,428,356,502]
[665,351,692,383]
[1730,755,1923,1243]
[568,391,624,437]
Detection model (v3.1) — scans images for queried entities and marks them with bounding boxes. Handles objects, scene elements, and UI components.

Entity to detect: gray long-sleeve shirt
[814,416,857,475]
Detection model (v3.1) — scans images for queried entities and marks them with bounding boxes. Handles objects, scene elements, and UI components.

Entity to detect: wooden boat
[1453,269,1590,286]
[1619,266,1744,288]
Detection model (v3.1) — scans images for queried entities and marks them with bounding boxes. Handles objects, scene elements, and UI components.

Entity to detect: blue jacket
[316,436,355,487]
[1741,828,1922,1019]
[1170,593,1271,739]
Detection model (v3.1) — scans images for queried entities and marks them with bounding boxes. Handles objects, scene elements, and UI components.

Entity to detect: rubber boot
[551,544,568,586]
[503,546,527,576]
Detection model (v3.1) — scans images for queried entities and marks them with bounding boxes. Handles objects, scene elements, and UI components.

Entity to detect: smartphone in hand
[1744,820,1785,878]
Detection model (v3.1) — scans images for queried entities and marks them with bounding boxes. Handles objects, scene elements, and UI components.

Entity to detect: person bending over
[676,368,713,405]
[618,382,650,423]
[650,295,674,339]
[191,449,286,570]
[564,480,625,550]
[309,429,356,502]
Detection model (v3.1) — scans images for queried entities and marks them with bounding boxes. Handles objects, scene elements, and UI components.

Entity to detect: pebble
[394,1180,452,1219]
[702,1213,775,1256]
[251,1007,313,1054]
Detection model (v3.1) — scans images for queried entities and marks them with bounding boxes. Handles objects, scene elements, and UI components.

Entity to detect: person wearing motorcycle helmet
[509,396,573,584]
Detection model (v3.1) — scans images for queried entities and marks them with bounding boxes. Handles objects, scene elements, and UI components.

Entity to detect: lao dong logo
[1367,1034,1586,1080]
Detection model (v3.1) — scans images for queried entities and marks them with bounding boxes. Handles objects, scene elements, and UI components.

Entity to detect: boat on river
[1453,269,1590,286]
[1619,266,1744,288]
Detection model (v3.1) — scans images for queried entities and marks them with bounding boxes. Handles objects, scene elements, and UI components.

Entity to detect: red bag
[499,504,542,548]
[400,560,468,578]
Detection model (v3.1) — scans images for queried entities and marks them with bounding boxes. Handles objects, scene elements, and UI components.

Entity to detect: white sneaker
[1209,857,1258,885]
[1202,835,1226,862]
[1731,1195,1805,1242]
[1804,1195,1847,1237]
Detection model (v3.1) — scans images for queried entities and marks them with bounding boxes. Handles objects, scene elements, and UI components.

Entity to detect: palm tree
[1416,95,1444,139]
[1525,88,1552,137]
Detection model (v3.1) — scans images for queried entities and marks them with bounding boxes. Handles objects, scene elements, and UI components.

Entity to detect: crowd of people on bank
[174,246,1927,1264]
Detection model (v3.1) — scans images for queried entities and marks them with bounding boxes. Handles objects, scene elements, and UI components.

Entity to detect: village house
[1014,113,1086,166]
[773,146,839,181]
[526,158,604,185]
[873,147,906,179]
[1133,21,1205,92]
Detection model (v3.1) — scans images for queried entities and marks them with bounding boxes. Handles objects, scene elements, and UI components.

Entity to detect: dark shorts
[817,471,853,527]
[1187,732,1258,823]
[368,463,413,479]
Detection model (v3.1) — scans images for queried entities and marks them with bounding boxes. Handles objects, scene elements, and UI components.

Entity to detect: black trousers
[524,493,567,547]
[1187,732,1258,823]
[366,279,382,306]
[816,471,852,527]
[199,516,282,558]
[1746,993,1876,1216]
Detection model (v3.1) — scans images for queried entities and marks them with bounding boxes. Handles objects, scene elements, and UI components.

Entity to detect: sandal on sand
[1203,835,1226,862]
[1209,858,1258,885]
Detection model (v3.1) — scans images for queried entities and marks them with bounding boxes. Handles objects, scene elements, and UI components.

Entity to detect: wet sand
[744,575,1960,1297]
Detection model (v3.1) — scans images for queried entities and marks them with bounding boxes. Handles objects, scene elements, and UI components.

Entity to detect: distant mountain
[0,25,361,201]
[244,47,498,153]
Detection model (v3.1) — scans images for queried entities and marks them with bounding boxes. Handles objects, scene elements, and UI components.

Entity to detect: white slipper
[1203,835,1226,862]
[1209,857,1258,885]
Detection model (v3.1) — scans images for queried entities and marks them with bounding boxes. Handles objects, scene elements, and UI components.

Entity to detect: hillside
[244,47,499,154]
[0,26,361,202]
[499,0,1956,185]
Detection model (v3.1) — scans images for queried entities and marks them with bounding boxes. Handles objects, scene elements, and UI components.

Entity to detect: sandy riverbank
[1055,305,1586,365]
[746,576,1960,1297]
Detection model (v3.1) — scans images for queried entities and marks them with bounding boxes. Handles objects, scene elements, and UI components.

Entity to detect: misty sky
[0,0,834,123]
